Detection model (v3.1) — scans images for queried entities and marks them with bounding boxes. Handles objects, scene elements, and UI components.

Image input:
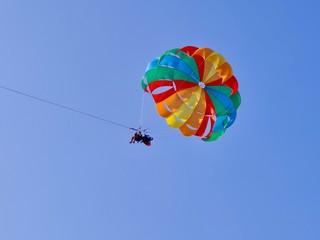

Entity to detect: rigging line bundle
[0,84,137,131]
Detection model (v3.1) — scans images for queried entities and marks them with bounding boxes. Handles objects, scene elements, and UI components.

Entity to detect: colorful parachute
[141,46,241,141]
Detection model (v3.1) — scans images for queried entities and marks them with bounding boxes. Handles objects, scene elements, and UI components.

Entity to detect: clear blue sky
[1,0,319,240]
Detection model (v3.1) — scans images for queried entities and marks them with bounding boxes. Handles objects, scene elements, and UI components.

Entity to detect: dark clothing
[134,132,143,142]
[130,132,153,146]
[130,132,142,143]
[142,135,153,146]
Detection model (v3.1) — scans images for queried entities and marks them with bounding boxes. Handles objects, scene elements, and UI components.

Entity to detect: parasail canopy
[141,46,241,141]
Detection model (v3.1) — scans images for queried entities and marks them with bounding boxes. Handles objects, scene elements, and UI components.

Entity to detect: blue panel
[226,111,237,128]
[146,57,160,71]
[206,87,235,113]
[213,116,227,132]
[159,55,199,82]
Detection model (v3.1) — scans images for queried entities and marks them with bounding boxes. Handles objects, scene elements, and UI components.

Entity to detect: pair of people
[130,131,153,146]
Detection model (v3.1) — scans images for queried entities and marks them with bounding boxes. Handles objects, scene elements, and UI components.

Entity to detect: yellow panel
[206,52,226,68]
[174,89,200,122]
[184,91,206,128]
[166,114,184,128]
[157,87,201,124]
[173,100,194,121]
[176,86,199,102]
[203,61,216,83]
[178,88,202,115]
[178,92,206,136]
[204,71,222,84]
[166,88,202,128]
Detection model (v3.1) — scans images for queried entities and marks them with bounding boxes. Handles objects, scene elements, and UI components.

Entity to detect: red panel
[152,88,176,103]
[179,46,199,56]
[148,80,173,93]
[195,116,208,137]
[173,80,197,91]
[205,78,223,86]
[194,92,215,137]
[204,91,215,115]
[193,55,205,82]
[223,76,239,94]
[205,118,214,139]
[206,76,238,94]
[148,80,197,103]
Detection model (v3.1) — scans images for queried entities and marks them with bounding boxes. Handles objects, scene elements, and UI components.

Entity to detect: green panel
[230,91,241,110]
[202,130,225,142]
[206,86,232,97]
[165,48,180,55]
[144,67,198,85]
[141,79,147,90]
[145,67,174,84]
[206,91,229,115]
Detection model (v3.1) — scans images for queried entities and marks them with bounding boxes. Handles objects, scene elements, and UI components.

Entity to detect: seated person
[141,135,153,146]
[130,131,142,143]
